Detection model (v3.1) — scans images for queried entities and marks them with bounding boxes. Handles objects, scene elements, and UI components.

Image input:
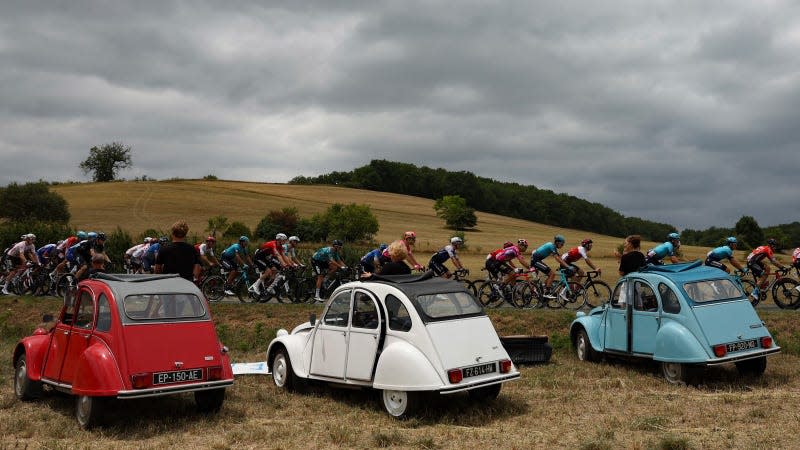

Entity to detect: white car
[266,274,520,418]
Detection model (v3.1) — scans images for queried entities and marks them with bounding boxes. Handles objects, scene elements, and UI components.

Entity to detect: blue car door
[631,281,659,355]
[604,280,630,352]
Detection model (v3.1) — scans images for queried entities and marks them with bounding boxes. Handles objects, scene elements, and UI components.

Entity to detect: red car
[12,273,234,428]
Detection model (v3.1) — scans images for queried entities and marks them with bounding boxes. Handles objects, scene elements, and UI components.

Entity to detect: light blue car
[570,261,781,384]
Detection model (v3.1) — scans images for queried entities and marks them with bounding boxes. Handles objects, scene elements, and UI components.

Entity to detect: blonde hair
[171,220,189,239]
[387,240,408,261]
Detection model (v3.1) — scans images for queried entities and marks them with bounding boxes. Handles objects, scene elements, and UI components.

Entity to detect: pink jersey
[792,247,800,264]
[493,245,521,262]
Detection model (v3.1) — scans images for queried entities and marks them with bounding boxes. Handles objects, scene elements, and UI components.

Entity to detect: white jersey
[8,241,34,257]
[198,243,215,257]
[127,243,150,259]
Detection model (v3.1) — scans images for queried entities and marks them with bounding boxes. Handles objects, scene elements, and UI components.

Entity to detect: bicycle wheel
[201,275,226,303]
[461,279,478,297]
[273,279,293,304]
[558,281,586,310]
[772,278,800,309]
[740,279,758,306]
[583,280,611,309]
[477,281,504,308]
[292,278,313,303]
[55,274,76,298]
[512,282,534,308]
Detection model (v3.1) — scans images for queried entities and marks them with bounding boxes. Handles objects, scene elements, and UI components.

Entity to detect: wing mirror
[309,314,316,326]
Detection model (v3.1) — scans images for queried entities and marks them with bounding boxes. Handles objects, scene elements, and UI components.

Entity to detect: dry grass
[3,296,800,449]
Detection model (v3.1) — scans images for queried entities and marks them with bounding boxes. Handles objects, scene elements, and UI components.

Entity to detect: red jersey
[58,236,78,252]
[747,245,774,263]
[259,240,284,255]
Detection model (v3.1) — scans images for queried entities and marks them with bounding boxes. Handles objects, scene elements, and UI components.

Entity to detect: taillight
[448,369,463,384]
[500,359,513,373]
[131,373,150,389]
[208,366,223,381]
[761,337,773,348]
[713,345,727,358]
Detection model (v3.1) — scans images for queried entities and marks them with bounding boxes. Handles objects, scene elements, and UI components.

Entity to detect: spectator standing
[155,220,201,282]
[618,235,645,276]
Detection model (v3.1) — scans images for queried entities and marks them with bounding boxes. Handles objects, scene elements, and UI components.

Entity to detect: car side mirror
[309,314,316,326]
[42,314,54,323]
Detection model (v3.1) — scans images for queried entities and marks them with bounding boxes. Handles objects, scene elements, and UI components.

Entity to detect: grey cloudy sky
[2,1,799,230]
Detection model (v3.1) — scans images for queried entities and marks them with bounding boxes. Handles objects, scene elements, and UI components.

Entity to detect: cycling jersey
[430,245,457,264]
[145,243,161,258]
[36,244,57,263]
[126,243,149,259]
[706,245,734,262]
[313,247,342,263]
[793,247,800,265]
[490,245,521,263]
[68,241,92,265]
[562,246,588,264]
[221,243,249,260]
[57,236,77,253]
[531,243,558,261]
[283,243,297,259]
[747,245,774,264]
[258,240,284,256]
[8,241,35,257]
[646,242,675,261]
[196,243,215,257]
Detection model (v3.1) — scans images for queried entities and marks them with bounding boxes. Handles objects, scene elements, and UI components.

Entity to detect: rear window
[682,279,743,304]
[123,293,206,321]
[414,291,483,321]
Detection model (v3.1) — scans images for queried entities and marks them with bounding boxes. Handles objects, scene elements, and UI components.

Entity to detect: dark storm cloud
[1,1,799,229]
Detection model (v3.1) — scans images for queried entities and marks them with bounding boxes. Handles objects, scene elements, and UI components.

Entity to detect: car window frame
[385,294,413,332]
[633,281,659,312]
[351,290,380,330]
[409,290,485,323]
[73,288,96,330]
[322,289,352,328]
[658,282,681,314]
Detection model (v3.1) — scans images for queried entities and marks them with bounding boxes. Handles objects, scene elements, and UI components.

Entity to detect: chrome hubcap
[383,390,407,417]
[273,355,287,387]
[77,396,91,424]
[14,360,26,397]
[577,336,586,360]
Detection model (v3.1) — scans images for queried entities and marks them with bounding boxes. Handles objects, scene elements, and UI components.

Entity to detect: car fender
[372,340,443,391]
[266,331,312,379]
[13,332,51,381]
[654,320,710,363]
[71,342,125,396]
[570,313,604,353]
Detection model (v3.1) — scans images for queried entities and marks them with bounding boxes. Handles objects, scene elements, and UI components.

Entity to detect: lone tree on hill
[434,195,477,230]
[80,142,133,182]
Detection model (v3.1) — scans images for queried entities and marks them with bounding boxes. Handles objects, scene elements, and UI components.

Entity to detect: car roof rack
[641,260,703,273]
[90,273,181,283]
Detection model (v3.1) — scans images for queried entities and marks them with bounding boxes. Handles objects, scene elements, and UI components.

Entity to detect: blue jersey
[431,245,457,264]
[221,243,248,259]
[532,242,558,261]
[146,243,161,257]
[648,242,675,260]
[707,245,733,262]
[37,244,57,262]
[313,247,341,263]
[361,248,383,264]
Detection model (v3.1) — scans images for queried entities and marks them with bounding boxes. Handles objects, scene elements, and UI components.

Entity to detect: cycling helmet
[332,239,343,247]
[451,237,464,245]
[554,235,565,244]
[26,233,36,240]
[288,235,300,243]
[159,236,169,244]
[239,235,249,242]
[403,231,416,239]
[668,232,681,241]
[767,238,778,247]
[517,238,528,247]
[87,232,98,240]
[96,232,106,240]
[725,236,738,245]
[77,231,88,240]
[275,233,288,241]
[144,236,153,243]
[581,238,593,247]
[503,241,514,248]
[206,236,216,243]
[379,243,388,251]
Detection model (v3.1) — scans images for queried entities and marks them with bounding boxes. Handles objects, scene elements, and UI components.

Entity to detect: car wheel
[14,354,42,400]
[468,383,501,401]
[272,348,297,391]
[575,328,598,362]
[735,356,767,377]
[195,388,225,413]
[661,362,697,385]
[75,395,107,429]
[381,389,419,419]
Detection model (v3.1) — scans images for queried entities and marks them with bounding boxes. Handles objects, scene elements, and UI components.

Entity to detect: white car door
[345,290,381,381]
[310,290,351,378]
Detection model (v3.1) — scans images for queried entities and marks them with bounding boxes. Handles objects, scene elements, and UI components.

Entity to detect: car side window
[96,294,112,332]
[611,281,628,309]
[385,294,412,332]
[351,291,379,330]
[634,281,658,312]
[323,291,351,327]
[74,290,95,329]
[658,283,681,314]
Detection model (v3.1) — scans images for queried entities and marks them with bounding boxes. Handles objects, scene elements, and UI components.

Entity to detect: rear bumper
[705,347,781,366]
[117,379,234,399]
[438,373,520,394]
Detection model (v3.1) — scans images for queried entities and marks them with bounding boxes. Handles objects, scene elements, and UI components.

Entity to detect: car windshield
[123,293,206,321]
[414,291,484,321]
[682,279,744,304]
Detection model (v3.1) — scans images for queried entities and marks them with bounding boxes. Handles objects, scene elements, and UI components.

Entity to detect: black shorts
[645,255,664,266]
[312,258,330,275]
[9,256,22,267]
[254,251,281,271]
[747,261,766,278]
[704,258,726,271]
[485,258,511,278]
[360,260,376,274]
[531,258,551,274]
[428,259,449,276]
[221,257,239,271]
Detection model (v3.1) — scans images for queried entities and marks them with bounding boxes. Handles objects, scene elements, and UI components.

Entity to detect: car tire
[75,395,107,429]
[468,383,501,401]
[14,354,42,400]
[381,389,419,419]
[661,362,698,385]
[735,356,767,377]
[195,388,225,413]
[575,328,598,362]
[272,348,297,391]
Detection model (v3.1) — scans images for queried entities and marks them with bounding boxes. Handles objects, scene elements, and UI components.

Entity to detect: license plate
[726,339,758,353]
[462,362,496,379]
[153,369,203,385]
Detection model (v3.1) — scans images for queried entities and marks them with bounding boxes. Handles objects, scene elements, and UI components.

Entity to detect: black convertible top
[363,271,469,299]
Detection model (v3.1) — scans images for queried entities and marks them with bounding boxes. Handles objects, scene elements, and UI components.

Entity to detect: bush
[255,207,300,240]
[104,227,133,271]
[0,221,73,250]
[223,221,252,241]
[322,203,379,242]
[0,182,70,223]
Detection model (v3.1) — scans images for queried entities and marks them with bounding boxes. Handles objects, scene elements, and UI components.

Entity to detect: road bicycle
[578,271,612,308]
[771,265,800,309]
[204,266,257,303]
[741,267,790,308]
[476,268,528,309]
[198,266,225,303]
[451,268,477,296]
[300,266,357,304]
[513,268,586,310]
[732,269,757,306]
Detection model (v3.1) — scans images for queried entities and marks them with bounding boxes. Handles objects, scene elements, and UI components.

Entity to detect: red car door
[58,288,96,386]
[42,290,80,382]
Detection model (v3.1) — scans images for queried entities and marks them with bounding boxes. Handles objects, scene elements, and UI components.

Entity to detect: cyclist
[125,238,152,274]
[71,239,94,281]
[793,246,800,270]
[250,233,292,297]
[746,238,787,301]
[562,238,601,279]
[704,237,744,273]
[530,235,571,298]
[36,243,58,267]
[196,236,219,269]
[380,231,423,271]
[360,243,388,275]
[142,236,168,273]
[428,237,465,278]
[53,231,86,279]
[220,236,254,296]
[484,239,530,294]
[283,236,304,267]
[312,240,347,302]
[2,234,37,295]
[645,233,681,265]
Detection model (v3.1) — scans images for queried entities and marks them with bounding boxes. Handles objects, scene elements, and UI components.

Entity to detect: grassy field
[3,296,800,449]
